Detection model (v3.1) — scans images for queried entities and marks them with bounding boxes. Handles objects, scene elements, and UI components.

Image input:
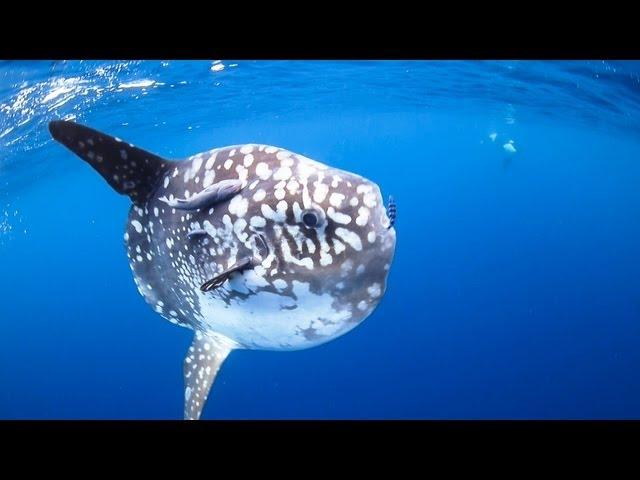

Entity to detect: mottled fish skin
[125,144,396,350]
[49,120,397,420]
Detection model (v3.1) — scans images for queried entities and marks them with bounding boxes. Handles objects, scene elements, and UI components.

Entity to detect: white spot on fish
[329,192,345,208]
[367,283,381,298]
[363,192,377,208]
[131,220,143,233]
[313,182,329,203]
[253,189,266,202]
[193,156,203,174]
[233,218,248,242]
[261,204,287,223]
[306,238,316,254]
[273,166,292,181]
[286,179,300,194]
[320,251,333,266]
[356,207,370,226]
[273,278,287,290]
[205,153,217,169]
[327,207,351,225]
[335,227,362,251]
[250,216,266,228]
[281,238,313,269]
[256,162,272,180]
[203,169,216,188]
[235,164,249,186]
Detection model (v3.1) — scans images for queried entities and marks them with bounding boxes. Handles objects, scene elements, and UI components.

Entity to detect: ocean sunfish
[48,120,397,420]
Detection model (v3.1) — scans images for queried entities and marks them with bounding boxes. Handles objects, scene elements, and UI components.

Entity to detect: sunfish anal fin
[48,120,174,206]
[184,331,234,420]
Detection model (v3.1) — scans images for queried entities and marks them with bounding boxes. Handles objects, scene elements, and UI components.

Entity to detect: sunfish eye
[302,209,322,228]
[302,211,318,227]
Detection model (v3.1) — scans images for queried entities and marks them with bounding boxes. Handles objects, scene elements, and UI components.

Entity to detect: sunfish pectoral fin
[183,331,234,420]
[48,120,175,206]
[200,256,254,292]
[160,179,243,211]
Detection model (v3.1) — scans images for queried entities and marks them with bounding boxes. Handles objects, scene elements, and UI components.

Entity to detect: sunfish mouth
[386,195,396,229]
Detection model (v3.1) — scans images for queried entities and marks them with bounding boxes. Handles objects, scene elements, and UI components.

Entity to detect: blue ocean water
[1,60,640,419]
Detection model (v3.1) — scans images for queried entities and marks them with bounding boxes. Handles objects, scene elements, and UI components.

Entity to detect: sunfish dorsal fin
[48,120,175,205]
[184,331,234,420]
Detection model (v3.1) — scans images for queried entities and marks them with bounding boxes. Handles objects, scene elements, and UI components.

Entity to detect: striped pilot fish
[49,120,397,419]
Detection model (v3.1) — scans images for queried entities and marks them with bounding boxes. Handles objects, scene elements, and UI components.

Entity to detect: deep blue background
[1,60,640,419]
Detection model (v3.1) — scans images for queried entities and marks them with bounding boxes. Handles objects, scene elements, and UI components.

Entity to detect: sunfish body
[48,120,397,419]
